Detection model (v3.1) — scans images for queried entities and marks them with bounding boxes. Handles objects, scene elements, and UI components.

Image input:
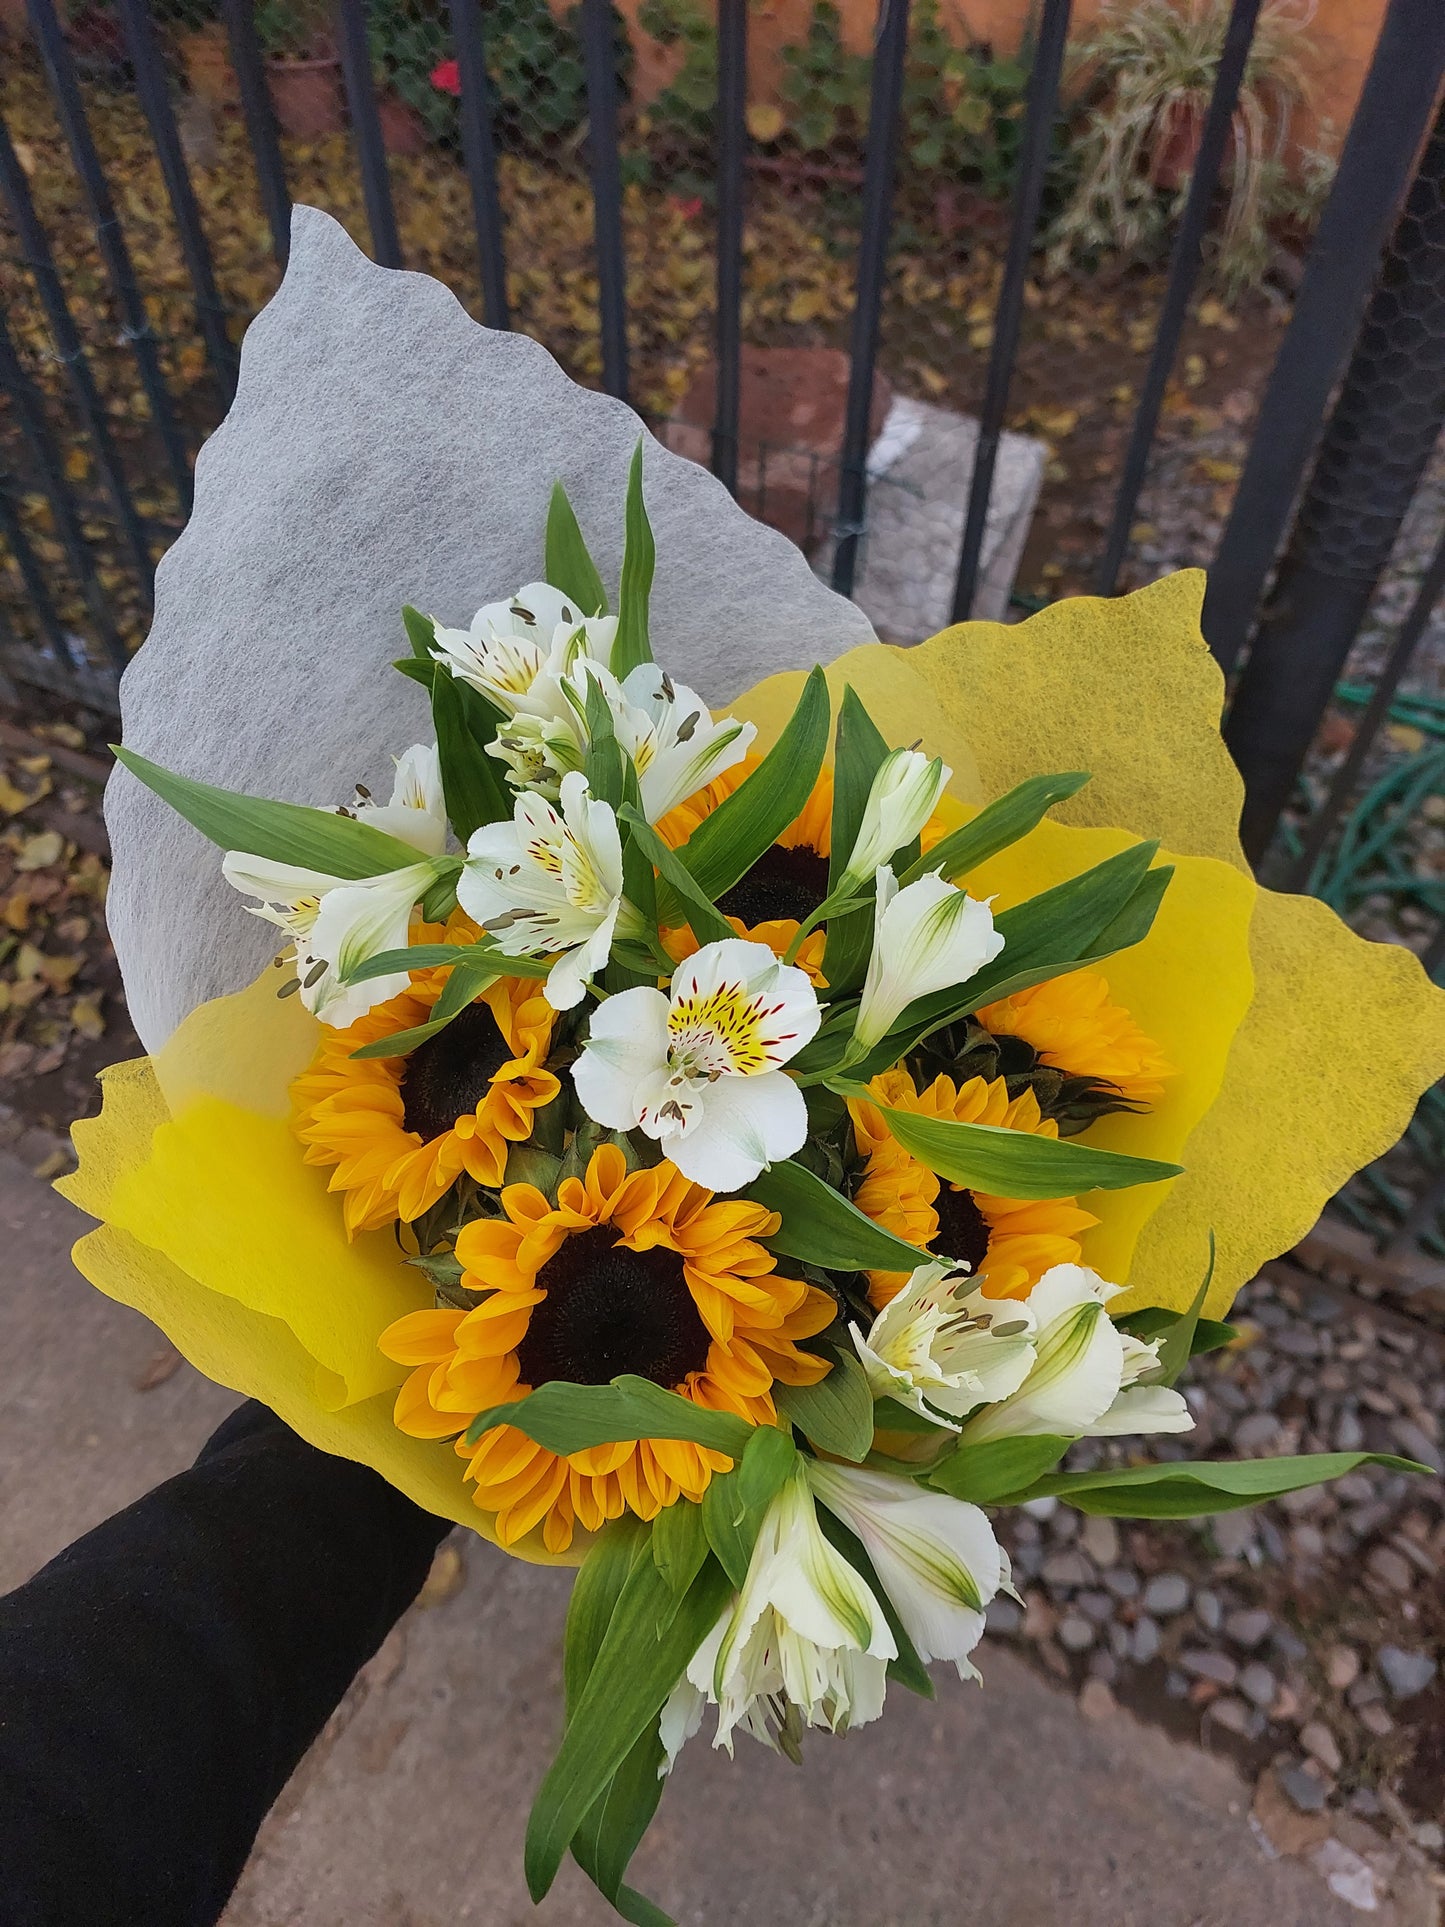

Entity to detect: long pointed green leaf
[112,746,424,877]
[1009,1451,1430,1518]
[348,951,503,1059]
[926,1434,1072,1504]
[673,665,831,901]
[570,1724,674,1926]
[462,1374,753,1456]
[346,941,548,984]
[612,440,656,678]
[822,686,890,991]
[701,1427,796,1587]
[432,661,512,841]
[525,1556,730,1901]
[745,1158,933,1273]
[872,1103,1182,1199]
[546,481,608,616]
[1148,1230,1217,1388]
[901,771,1091,887]
[619,805,734,947]
[402,603,437,660]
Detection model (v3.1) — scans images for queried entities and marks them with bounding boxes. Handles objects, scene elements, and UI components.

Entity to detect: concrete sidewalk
[0,1151,1426,1927]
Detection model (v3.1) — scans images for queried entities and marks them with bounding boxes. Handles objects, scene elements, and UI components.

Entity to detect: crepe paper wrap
[63,582,1445,1564]
[105,206,875,1054]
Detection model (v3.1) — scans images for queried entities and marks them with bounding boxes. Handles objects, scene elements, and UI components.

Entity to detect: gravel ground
[987,1266,1445,1905]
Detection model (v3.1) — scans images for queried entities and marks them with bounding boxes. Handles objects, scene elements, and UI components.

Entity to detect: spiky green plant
[1048,0,1325,294]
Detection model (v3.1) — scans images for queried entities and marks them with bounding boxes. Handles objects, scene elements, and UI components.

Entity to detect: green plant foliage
[1048,0,1327,294]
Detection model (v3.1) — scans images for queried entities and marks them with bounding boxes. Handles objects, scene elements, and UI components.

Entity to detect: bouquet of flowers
[66,213,1445,1927]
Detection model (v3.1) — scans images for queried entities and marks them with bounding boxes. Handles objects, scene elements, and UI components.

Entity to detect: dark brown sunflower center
[401,1002,512,1142]
[717,842,831,929]
[931,1184,991,1276]
[515,1225,713,1389]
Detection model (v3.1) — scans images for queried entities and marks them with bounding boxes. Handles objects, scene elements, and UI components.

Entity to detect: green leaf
[345,941,548,984]
[773,1345,874,1462]
[822,686,890,992]
[525,1555,731,1900]
[900,771,1091,886]
[546,481,608,617]
[431,664,512,842]
[816,1509,934,1700]
[612,440,656,678]
[872,1396,953,1435]
[871,1103,1183,1200]
[651,1498,709,1602]
[401,602,436,660]
[565,1517,650,1715]
[1118,1308,1237,1359]
[461,1374,753,1457]
[581,669,626,808]
[570,1726,675,1927]
[745,1158,933,1274]
[701,1426,796,1587]
[926,1434,1072,1504]
[672,665,831,901]
[1011,1452,1431,1518]
[619,805,734,947]
[421,863,461,923]
[392,654,436,689]
[112,746,424,877]
[1148,1230,1216,1388]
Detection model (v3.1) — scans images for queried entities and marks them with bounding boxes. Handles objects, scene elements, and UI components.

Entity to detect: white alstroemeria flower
[607,663,756,824]
[222,852,439,1028]
[852,1261,1037,1426]
[669,1469,895,1767]
[430,580,616,719]
[572,938,820,1190]
[457,770,627,1010]
[808,1460,1010,1682]
[959,1264,1195,1445]
[348,742,449,855]
[836,748,950,891]
[853,866,1004,1051]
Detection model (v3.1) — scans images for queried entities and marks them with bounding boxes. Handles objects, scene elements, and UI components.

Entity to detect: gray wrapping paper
[106,207,876,1050]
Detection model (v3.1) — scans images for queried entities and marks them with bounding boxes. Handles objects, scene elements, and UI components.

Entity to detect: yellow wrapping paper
[62,571,1445,1551]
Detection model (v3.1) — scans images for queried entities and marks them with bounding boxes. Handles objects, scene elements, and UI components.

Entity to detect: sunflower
[292,914,561,1237]
[849,1069,1098,1308]
[380,1145,836,1552]
[976,969,1173,1109]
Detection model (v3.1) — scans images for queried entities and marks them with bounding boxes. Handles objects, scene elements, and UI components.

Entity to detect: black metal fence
[4,0,1445,1276]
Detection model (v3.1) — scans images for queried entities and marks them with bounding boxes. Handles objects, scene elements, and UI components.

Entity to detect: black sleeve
[0,1400,452,1927]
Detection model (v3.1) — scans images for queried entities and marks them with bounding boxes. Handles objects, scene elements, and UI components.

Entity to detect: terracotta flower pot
[1150,97,1207,193]
[266,54,345,140]
[378,93,426,157]
[180,23,238,108]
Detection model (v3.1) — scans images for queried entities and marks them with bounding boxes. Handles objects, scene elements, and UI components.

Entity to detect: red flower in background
[430,58,461,96]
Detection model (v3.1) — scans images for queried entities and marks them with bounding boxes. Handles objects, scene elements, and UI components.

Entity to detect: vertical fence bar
[221,0,291,268]
[581,0,628,402]
[1094,0,1261,596]
[950,0,1071,622]
[0,309,124,668]
[450,0,510,328]
[712,0,746,492]
[1224,102,1445,866]
[26,0,193,512]
[337,0,403,269]
[116,0,238,402]
[830,0,912,598]
[1203,0,1445,674]
[0,476,69,658]
[0,112,155,598]
[1287,529,1445,892]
